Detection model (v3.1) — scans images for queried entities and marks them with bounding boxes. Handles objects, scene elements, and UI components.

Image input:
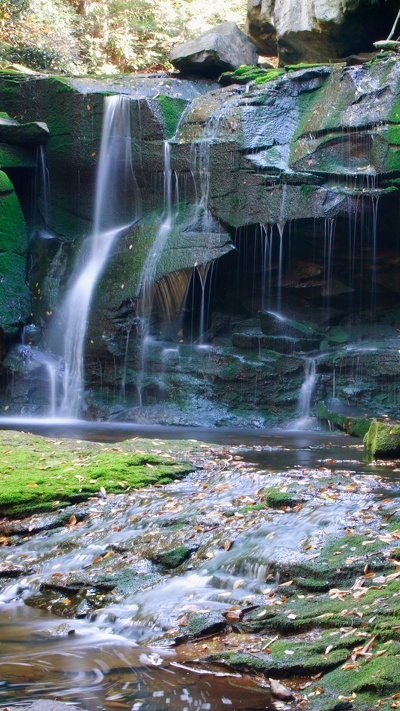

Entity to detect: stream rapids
[0,424,399,710]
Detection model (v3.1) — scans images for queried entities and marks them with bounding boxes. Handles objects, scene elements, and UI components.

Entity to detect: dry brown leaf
[92,555,104,564]
[342,663,359,671]
[224,539,233,551]
[222,609,243,622]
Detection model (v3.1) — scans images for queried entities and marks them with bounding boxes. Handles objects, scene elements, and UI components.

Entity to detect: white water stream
[57,95,140,417]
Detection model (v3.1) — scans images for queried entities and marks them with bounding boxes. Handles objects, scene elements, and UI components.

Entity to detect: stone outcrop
[169,21,258,77]
[0,112,48,338]
[1,59,400,426]
[246,0,399,63]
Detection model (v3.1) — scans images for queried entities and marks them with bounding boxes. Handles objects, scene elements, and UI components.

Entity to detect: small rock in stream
[269,677,293,700]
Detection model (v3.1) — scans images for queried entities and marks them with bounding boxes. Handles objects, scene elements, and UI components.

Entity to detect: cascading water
[138,141,174,317]
[135,140,175,406]
[290,357,317,430]
[55,94,140,417]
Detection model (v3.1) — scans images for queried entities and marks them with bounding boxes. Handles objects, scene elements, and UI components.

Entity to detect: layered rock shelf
[0,56,399,426]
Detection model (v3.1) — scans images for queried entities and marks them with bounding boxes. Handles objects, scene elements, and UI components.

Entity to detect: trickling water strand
[120,324,132,400]
[38,145,50,226]
[196,262,213,344]
[59,95,140,417]
[139,141,174,318]
[323,218,335,316]
[276,221,285,313]
[370,193,380,313]
[135,141,175,406]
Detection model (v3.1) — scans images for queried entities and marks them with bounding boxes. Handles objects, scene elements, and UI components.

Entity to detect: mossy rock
[0,430,195,518]
[219,65,284,86]
[316,400,372,439]
[364,419,400,457]
[154,95,188,139]
[152,545,192,569]
[0,171,30,334]
[208,642,349,677]
[264,487,301,509]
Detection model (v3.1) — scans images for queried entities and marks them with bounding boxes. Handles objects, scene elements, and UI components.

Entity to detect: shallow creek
[0,424,399,710]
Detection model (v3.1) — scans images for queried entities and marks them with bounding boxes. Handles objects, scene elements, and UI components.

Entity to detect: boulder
[246,0,399,63]
[169,22,258,77]
[0,171,30,335]
[364,419,400,457]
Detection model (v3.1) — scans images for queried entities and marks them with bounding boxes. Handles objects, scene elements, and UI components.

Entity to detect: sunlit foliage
[0,0,247,74]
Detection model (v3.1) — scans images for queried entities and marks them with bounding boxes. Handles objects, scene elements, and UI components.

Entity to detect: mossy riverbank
[0,430,195,517]
[0,429,400,709]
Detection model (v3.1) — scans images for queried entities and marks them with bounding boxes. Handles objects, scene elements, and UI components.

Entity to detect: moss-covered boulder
[316,399,372,438]
[0,170,30,335]
[364,419,400,457]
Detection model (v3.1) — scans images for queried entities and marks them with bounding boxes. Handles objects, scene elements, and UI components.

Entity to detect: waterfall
[135,140,175,406]
[58,94,140,417]
[290,358,317,430]
[139,141,174,317]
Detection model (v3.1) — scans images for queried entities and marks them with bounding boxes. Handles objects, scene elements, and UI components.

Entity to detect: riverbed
[0,422,399,710]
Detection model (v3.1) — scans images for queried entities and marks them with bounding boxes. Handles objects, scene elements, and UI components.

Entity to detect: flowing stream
[0,426,398,710]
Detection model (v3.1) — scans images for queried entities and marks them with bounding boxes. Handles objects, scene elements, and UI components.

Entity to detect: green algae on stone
[316,400,372,439]
[364,419,400,457]
[154,95,188,139]
[264,487,301,509]
[152,545,192,569]
[219,65,284,86]
[0,431,195,518]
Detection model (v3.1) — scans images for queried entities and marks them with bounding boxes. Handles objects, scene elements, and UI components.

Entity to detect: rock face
[0,58,400,427]
[0,112,48,340]
[169,22,258,77]
[247,0,399,63]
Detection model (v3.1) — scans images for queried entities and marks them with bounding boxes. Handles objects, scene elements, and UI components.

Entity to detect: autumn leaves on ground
[1,429,400,709]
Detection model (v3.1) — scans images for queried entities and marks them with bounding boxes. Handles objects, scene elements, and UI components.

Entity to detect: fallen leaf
[223,609,243,622]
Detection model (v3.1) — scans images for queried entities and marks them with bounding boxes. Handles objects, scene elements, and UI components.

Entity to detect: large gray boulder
[247,0,399,63]
[169,21,258,77]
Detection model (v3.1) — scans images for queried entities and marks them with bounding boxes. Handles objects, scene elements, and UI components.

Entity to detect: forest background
[0,0,247,74]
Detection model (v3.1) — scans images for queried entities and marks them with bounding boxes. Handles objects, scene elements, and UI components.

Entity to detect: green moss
[319,648,400,697]
[264,487,300,508]
[384,124,400,145]
[316,401,372,438]
[155,95,188,139]
[0,431,195,517]
[286,62,332,70]
[208,644,348,677]
[364,420,400,456]
[253,69,286,85]
[219,65,284,87]
[153,546,192,568]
